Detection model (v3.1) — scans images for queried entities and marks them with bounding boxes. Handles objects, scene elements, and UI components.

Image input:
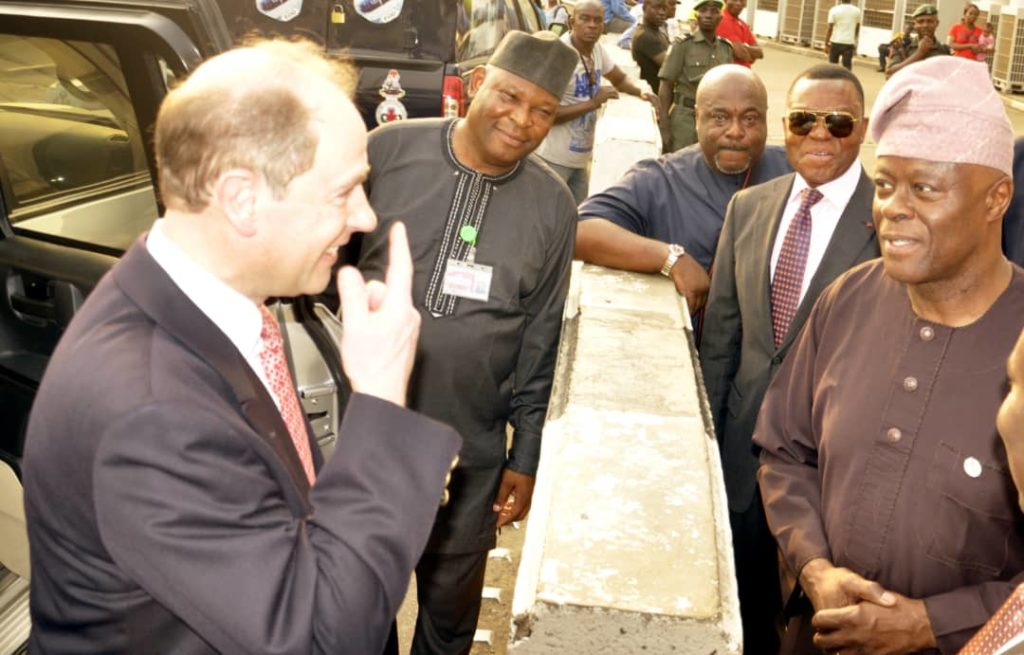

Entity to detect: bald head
[573,0,604,14]
[155,39,356,212]
[696,64,767,110]
[694,65,769,175]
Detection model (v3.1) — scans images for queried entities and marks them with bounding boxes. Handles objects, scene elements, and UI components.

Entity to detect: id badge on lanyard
[441,225,493,302]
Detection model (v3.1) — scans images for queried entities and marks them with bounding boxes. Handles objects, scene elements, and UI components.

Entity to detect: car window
[330,0,458,61]
[0,34,165,252]
[515,0,543,32]
[457,0,523,61]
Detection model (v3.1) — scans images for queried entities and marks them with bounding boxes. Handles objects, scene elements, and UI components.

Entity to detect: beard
[714,147,752,175]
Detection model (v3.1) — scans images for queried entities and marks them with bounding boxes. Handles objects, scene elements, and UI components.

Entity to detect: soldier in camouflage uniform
[657,0,733,152]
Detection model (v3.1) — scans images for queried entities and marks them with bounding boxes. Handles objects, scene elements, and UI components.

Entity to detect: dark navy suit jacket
[1004,137,1024,267]
[22,237,461,654]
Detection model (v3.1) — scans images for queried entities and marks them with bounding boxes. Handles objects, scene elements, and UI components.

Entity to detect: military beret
[693,0,725,9]
[912,4,938,18]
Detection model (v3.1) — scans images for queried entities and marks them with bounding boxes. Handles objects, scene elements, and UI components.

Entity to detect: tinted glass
[330,0,459,60]
[516,0,544,32]
[457,0,523,62]
[0,34,162,251]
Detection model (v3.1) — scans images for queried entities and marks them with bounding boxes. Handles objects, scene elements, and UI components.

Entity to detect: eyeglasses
[785,110,861,138]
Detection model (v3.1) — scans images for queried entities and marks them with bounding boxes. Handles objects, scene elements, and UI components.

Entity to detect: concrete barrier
[508,38,742,655]
[508,263,741,654]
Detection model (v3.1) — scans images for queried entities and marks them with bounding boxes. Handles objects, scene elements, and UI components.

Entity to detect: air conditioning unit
[980,2,1001,75]
[780,0,817,45]
[751,0,781,38]
[811,0,833,49]
[993,4,1024,93]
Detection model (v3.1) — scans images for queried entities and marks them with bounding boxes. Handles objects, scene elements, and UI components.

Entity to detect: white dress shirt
[146,220,279,408]
[769,160,863,305]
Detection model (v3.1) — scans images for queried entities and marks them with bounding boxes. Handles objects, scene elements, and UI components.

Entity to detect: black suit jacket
[22,238,461,654]
[700,170,880,513]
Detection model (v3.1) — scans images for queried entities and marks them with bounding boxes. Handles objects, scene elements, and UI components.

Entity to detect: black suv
[334,0,548,128]
[0,0,548,467]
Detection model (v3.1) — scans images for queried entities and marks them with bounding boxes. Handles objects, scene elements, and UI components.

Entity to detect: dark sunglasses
[786,110,860,138]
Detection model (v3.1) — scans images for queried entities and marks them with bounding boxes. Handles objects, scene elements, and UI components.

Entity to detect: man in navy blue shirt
[575,65,790,311]
[1004,137,1024,266]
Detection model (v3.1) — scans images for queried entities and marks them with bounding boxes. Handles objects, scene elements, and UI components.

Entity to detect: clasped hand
[800,558,936,654]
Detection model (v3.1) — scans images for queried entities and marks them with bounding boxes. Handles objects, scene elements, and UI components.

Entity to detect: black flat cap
[488,31,578,99]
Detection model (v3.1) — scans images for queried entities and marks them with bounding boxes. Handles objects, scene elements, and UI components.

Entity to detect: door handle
[9,279,83,328]
[10,292,54,322]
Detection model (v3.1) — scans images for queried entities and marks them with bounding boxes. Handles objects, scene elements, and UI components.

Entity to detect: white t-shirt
[545,4,569,27]
[535,34,614,169]
[828,3,861,45]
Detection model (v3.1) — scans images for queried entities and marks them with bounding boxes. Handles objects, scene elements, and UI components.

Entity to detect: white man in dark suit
[22,39,461,654]
[698,63,880,654]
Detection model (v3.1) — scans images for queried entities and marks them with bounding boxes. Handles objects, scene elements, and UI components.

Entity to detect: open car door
[0,0,225,474]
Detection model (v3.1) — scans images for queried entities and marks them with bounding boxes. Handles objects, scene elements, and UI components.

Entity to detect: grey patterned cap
[487,30,578,99]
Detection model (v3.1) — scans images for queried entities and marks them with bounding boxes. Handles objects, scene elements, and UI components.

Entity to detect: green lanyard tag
[459,225,478,263]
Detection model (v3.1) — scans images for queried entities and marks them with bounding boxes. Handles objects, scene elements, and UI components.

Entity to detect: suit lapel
[112,237,314,503]
[778,169,876,351]
[754,174,796,351]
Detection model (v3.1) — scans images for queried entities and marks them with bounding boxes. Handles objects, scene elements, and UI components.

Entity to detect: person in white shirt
[536,0,657,202]
[545,0,570,34]
[825,0,861,70]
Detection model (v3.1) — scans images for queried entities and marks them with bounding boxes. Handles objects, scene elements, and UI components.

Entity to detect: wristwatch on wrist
[660,243,685,276]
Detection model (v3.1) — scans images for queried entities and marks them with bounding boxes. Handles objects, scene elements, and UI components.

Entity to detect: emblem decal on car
[375,69,409,125]
[355,0,403,24]
[256,0,302,22]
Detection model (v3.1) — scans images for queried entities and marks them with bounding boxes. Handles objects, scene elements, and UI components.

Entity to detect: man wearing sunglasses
[575,64,791,313]
[755,56,1023,654]
[700,63,879,654]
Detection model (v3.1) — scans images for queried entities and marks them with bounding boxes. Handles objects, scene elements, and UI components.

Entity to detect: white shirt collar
[145,220,264,373]
[787,158,863,212]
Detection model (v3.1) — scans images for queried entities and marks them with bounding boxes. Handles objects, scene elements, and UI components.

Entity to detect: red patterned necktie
[771,187,824,347]
[258,306,316,485]
[960,584,1024,655]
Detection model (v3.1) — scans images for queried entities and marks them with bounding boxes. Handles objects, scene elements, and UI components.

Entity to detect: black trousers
[409,551,489,655]
[878,42,891,70]
[828,43,855,70]
[730,487,783,655]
